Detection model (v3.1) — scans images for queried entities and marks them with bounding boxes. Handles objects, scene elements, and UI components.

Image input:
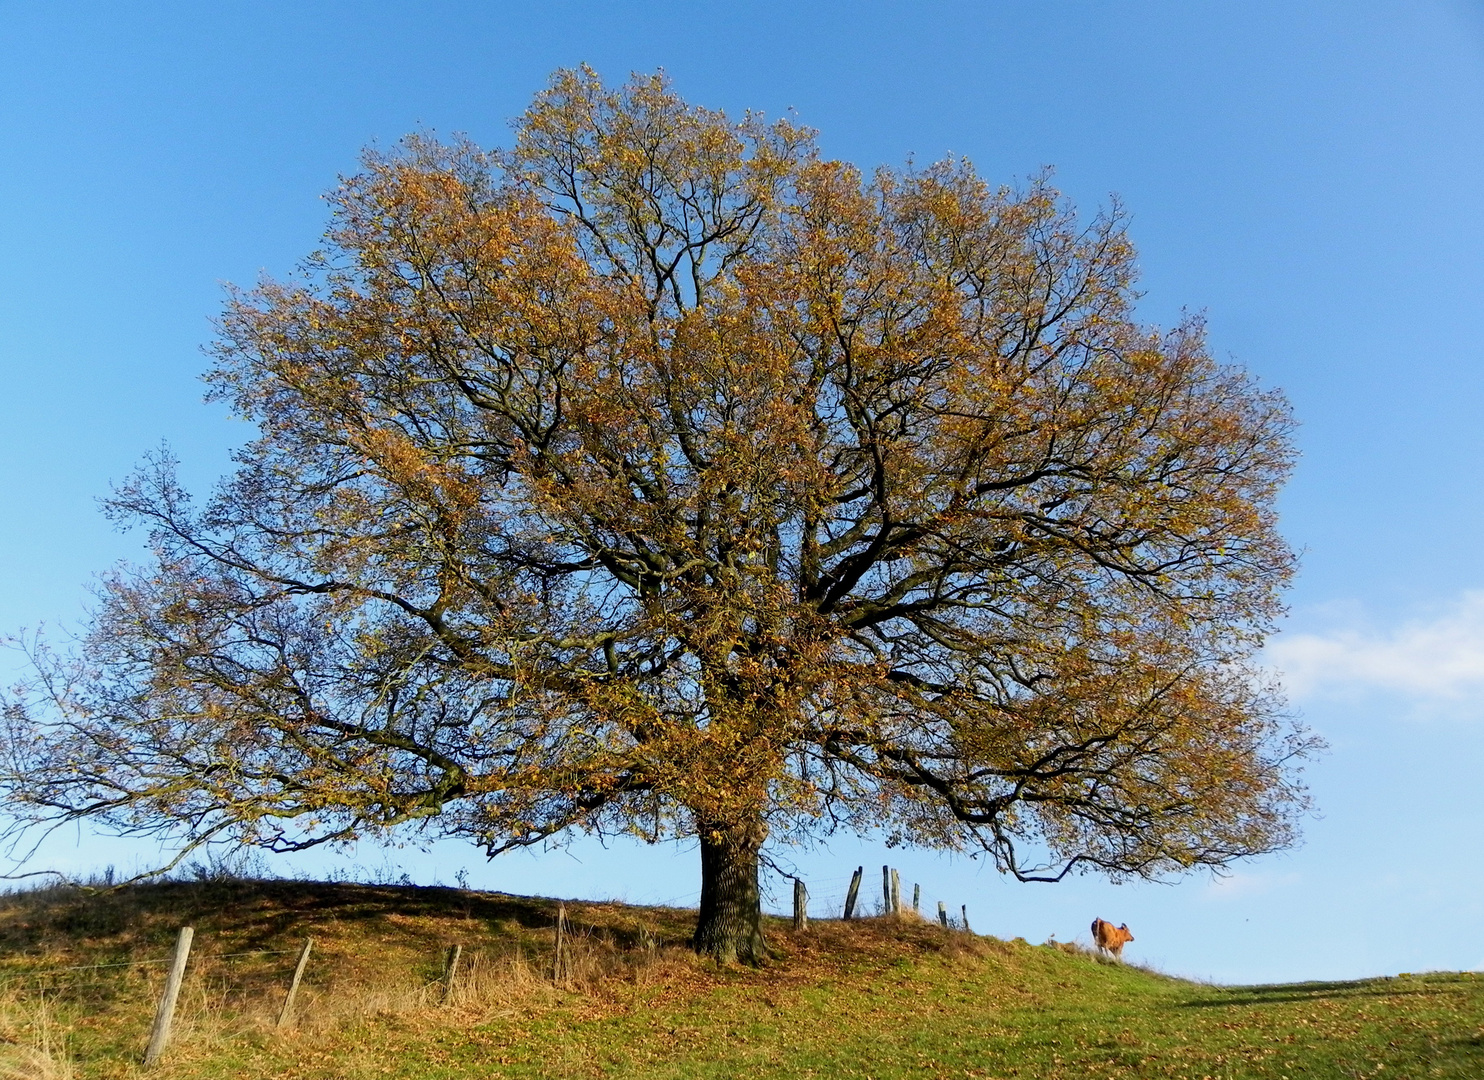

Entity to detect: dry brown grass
[0,877,1006,1077]
[0,878,722,1055]
[0,991,75,1080]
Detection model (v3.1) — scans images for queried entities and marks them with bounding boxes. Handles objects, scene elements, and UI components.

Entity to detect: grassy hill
[0,878,1480,1079]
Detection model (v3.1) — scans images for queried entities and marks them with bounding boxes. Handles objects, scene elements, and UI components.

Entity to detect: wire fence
[645,866,976,930]
[0,867,983,1069]
[31,949,300,974]
[755,866,974,929]
[0,943,311,1012]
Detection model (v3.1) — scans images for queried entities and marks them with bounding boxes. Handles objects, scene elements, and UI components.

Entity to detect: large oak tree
[2,69,1313,963]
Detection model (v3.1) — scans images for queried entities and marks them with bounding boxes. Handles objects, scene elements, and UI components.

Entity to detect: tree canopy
[2,68,1313,962]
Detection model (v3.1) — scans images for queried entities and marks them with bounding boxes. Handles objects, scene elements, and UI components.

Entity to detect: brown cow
[1091,918,1134,959]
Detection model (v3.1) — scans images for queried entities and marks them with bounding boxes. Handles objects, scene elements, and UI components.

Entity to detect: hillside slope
[0,879,1479,1079]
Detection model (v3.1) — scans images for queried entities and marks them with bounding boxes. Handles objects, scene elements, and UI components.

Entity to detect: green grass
[0,878,1480,1079]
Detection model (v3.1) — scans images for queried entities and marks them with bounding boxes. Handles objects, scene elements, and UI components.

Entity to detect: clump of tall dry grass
[0,991,75,1080]
[285,922,696,1033]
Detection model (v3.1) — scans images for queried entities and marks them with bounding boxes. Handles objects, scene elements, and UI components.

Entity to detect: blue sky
[3,0,1484,985]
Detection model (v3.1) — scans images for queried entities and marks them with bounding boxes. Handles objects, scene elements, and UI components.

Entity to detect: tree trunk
[692,820,768,965]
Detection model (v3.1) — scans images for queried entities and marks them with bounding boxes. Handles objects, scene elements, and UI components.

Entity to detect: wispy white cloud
[1266,592,1484,702]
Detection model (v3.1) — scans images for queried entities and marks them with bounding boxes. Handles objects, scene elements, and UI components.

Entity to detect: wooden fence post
[275,937,314,1030]
[441,943,463,1004]
[937,901,949,929]
[143,925,194,1066]
[553,903,570,986]
[793,877,808,931]
[882,866,890,914]
[843,866,863,919]
[890,869,901,915]
[961,905,971,934]
[912,883,921,913]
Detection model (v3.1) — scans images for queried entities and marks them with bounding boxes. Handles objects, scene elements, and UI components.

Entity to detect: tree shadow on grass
[0,877,699,959]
